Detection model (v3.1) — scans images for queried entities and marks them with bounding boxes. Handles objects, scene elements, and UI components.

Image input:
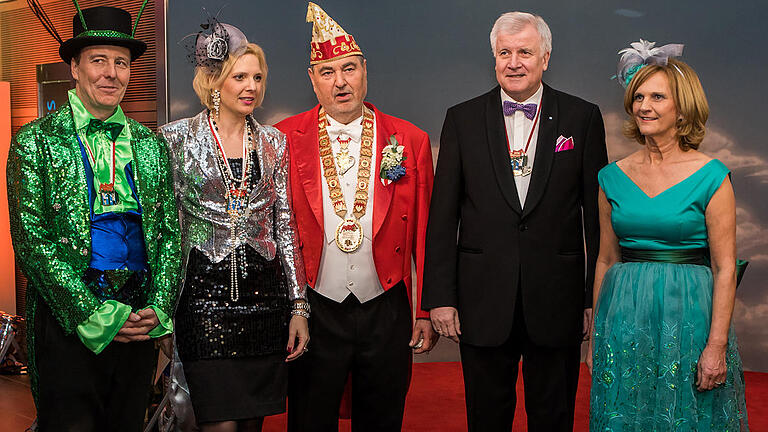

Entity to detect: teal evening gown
[590,159,749,431]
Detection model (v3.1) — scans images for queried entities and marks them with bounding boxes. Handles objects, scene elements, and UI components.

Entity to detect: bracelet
[291,309,310,319]
[293,300,311,313]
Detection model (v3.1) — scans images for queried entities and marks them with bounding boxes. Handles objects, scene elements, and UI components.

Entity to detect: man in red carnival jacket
[275,3,438,431]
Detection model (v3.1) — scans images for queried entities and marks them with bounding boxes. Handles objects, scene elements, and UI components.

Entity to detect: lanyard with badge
[506,103,542,177]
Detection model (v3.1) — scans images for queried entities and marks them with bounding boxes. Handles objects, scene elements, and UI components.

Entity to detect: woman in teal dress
[588,42,749,431]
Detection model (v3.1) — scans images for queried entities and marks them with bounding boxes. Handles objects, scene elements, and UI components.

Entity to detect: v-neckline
[614,159,716,199]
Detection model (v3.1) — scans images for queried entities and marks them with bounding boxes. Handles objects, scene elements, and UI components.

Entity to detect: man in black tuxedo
[422,11,607,432]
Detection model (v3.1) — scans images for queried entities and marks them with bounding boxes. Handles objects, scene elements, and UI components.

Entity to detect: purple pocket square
[555,135,574,152]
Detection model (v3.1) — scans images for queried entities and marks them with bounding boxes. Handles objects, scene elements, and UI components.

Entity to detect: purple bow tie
[503,101,537,120]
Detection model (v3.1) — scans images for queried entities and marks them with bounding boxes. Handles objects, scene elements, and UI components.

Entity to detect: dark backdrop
[166,0,768,371]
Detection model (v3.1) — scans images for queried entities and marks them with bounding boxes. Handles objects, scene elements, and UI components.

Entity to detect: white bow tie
[326,114,364,141]
[326,123,362,139]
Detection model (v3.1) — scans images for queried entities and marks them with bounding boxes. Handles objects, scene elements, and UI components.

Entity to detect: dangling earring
[212,89,221,119]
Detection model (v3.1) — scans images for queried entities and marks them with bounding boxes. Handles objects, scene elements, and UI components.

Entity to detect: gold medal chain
[318,107,374,221]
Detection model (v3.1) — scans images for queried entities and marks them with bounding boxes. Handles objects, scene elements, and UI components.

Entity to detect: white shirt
[501,84,543,207]
[315,112,385,303]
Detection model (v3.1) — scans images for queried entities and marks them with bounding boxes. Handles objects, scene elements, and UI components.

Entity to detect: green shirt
[68,89,139,214]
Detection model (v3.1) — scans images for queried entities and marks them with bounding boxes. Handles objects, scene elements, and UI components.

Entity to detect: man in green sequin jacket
[6,6,180,430]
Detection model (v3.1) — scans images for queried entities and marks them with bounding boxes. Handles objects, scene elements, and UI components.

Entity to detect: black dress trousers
[459,289,582,432]
[288,282,413,432]
[34,299,157,432]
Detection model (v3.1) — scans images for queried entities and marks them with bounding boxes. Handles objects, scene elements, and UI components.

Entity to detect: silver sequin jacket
[159,110,306,300]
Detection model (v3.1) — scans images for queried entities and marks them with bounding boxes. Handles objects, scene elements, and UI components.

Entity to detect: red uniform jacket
[275,102,433,319]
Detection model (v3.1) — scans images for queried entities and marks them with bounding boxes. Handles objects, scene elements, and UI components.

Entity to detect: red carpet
[263,362,767,431]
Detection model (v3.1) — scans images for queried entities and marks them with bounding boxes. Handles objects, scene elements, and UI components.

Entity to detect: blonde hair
[192,43,268,109]
[623,58,709,150]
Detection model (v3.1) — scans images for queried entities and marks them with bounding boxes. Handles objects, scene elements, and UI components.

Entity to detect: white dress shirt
[501,84,543,207]
[315,112,385,303]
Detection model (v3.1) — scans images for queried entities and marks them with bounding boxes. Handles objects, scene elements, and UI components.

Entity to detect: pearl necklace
[208,113,254,302]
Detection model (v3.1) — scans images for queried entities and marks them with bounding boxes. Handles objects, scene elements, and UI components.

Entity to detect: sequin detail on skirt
[175,245,290,361]
[590,262,749,431]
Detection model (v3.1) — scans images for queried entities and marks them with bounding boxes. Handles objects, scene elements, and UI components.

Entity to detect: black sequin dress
[175,154,292,423]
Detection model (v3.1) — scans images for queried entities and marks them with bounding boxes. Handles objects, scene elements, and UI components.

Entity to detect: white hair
[490,12,552,55]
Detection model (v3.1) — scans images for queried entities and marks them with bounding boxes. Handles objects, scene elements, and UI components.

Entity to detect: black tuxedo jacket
[422,84,607,347]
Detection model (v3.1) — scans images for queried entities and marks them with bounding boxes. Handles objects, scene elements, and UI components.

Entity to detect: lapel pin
[548,116,553,120]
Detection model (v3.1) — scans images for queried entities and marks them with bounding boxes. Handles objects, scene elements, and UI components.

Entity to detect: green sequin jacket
[6,103,181,400]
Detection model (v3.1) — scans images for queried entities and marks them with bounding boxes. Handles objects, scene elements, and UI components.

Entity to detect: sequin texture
[159,110,306,301]
[7,104,182,404]
[175,246,290,361]
[173,153,291,360]
[591,263,749,431]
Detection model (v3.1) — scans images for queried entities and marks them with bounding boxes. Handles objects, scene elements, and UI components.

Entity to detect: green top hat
[59,5,147,64]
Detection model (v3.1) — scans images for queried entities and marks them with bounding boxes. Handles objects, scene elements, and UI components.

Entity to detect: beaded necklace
[208,113,254,302]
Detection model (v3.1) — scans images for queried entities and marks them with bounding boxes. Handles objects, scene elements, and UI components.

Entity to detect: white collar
[326,113,364,129]
[500,83,543,105]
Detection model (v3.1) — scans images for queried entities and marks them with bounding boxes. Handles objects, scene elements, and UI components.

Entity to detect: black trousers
[34,300,157,432]
[459,290,582,432]
[287,282,413,432]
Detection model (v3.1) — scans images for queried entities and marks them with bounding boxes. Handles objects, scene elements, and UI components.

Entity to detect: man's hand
[114,308,159,343]
[583,308,593,341]
[430,306,461,343]
[410,318,439,354]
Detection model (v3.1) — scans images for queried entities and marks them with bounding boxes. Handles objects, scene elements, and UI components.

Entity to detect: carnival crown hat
[306,2,362,65]
[28,0,150,64]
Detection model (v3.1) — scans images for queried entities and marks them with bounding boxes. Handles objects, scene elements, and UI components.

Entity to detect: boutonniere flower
[380,135,407,185]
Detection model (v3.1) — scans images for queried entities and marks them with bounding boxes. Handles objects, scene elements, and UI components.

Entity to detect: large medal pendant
[336,151,356,176]
[335,217,363,253]
[99,183,118,207]
[509,150,531,177]
[227,188,248,216]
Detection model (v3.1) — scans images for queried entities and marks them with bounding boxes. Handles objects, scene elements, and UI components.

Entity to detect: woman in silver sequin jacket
[158,22,308,431]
